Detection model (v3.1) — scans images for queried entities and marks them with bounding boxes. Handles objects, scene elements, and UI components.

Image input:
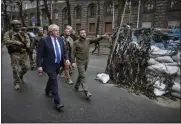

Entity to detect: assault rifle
[15,33,31,53]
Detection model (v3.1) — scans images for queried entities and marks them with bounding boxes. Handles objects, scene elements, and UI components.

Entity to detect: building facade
[22,0,180,35]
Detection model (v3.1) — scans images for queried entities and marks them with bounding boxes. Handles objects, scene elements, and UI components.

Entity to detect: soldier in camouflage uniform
[34,27,47,76]
[59,28,74,85]
[71,29,108,98]
[21,27,36,70]
[3,20,31,90]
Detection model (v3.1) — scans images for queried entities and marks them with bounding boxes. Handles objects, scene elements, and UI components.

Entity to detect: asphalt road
[1,47,180,123]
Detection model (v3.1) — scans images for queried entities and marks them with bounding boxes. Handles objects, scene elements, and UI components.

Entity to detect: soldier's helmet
[10,20,21,26]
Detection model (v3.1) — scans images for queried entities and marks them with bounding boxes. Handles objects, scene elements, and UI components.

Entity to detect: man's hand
[102,33,109,38]
[72,63,76,68]
[16,41,24,46]
[65,60,70,65]
[38,67,43,73]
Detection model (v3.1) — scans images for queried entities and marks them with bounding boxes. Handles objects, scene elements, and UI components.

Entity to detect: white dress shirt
[50,35,61,63]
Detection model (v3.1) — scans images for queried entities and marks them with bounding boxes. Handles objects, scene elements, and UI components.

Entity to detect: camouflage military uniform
[59,35,74,84]
[34,33,46,49]
[3,20,30,90]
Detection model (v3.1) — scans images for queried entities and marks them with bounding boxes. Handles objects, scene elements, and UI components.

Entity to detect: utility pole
[137,0,141,28]
[50,0,53,20]
[112,0,115,31]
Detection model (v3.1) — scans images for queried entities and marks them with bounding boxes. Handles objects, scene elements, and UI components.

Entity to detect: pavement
[1,47,181,123]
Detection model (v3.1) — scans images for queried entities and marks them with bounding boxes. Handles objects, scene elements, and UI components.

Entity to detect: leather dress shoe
[55,104,64,111]
[45,92,52,98]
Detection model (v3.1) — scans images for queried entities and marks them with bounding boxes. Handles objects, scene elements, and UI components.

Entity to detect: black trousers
[45,67,61,105]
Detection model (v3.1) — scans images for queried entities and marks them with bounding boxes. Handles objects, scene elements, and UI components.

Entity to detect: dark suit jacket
[37,35,69,73]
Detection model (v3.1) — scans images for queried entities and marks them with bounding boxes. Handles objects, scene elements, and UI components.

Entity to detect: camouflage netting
[106,25,180,100]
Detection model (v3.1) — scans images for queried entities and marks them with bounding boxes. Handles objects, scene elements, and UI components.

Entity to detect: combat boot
[20,75,25,83]
[74,86,83,92]
[66,79,73,85]
[14,84,20,90]
[84,91,92,98]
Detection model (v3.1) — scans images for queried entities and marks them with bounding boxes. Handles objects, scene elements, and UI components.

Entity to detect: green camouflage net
[106,25,156,99]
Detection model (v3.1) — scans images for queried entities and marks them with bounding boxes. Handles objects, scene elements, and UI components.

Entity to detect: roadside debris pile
[106,25,180,100]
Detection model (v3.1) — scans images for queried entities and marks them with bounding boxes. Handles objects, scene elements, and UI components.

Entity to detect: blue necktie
[54,38,61,64]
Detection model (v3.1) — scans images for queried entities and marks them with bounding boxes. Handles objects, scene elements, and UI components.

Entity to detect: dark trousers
[45,69,61,105]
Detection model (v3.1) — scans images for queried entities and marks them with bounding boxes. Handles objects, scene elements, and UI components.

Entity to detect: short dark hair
[43,26,48,30]
[78,28,85,34]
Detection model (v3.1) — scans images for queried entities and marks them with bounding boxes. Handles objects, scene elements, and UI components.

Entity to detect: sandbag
[151,49,171,56]
[151,45,160,52]
[150,63,167,73]
[174,77,181,84]
[147,58,159,65]
[155,56,174,63]
[172,81,181,93]
[177,69,180,76]
[162,62,180,66]
[147,66,160,73]
[149,64,179,75]
[172,52,180,62]
[153,80,167,90]
[154,88,166,96]
[165,66,179,75]
[171,92,181,99]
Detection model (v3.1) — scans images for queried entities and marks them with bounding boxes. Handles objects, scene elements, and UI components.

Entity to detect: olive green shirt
[72,36,104,63]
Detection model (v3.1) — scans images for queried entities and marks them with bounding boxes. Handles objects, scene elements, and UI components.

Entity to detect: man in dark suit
[37,24,70,111]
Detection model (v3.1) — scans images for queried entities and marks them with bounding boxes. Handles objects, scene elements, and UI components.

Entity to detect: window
[75,6,81,19]
[142,22,152,28]
[143,0,154,13]
[88,4,96,18]
[89,23,95,32]
[41,9,47,20]
[76,24,81,32]
[53,9,58,19]
[63,7,68,20]
[168,21,180,29]
[24,13,28,21]
[105,22,112,33]
[169,0,181,11]
[105,3,113,16]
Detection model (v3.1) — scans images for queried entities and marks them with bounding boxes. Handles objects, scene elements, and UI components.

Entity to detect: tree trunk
[2,0,10,31]
[95,0,100,36]
[43,0,52,24]
[66,0,71,25]
[36,0,41,26]
[116,0,124,27]
[19,0,25,26]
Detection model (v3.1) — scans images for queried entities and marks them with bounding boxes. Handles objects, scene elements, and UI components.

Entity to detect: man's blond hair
[48,24,59,32]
